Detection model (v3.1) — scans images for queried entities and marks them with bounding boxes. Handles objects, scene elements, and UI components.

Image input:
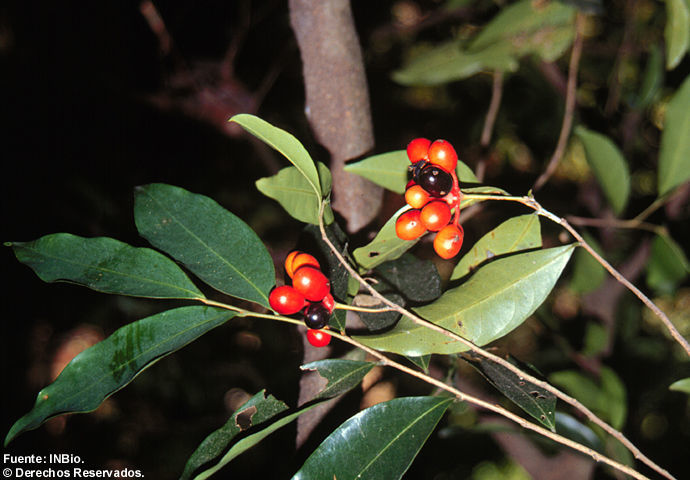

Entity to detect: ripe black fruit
[303,303,331,329]
[416,165,452,197]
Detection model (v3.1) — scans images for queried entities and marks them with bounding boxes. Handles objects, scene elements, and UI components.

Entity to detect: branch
[476,70,504,182]
[533,12,585,191]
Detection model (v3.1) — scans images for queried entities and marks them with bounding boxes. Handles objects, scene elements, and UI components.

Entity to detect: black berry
[416,165,452,197]
[303,303,331,329]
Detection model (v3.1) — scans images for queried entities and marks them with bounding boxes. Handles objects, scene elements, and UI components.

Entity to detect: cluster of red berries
[268,251,333,347]
[395,138,465,259]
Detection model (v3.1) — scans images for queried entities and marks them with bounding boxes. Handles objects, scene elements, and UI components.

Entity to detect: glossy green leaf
[574,126,630,214]
[549,366,627,430]
[570,233,606,294]
[669,377,690,394]
[658,75,690,196]
[375,253,442,303]
[356,245,575,356]
[344,150,478,194]
[301,359,376,400]
[353,206,418,270]
[406,355,431,372]
[182,391,287,480]
[464,353,556,431]
[188,395,324,480]
[664,0,690,69]
[256,162,334,225]
[7,233,204,299]
[646,233,690,294]
[292,396,453,480]
[134,183,274,308]
[230,114,321,198]
[635,45,664,109]
[460,186,510,208]
[6,306,234,446]
[451,214,542,281]
[555,412,604,452]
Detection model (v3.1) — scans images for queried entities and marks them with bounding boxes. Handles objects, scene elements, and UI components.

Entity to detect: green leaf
[356,245,575,356]
[549,366,627,430]
[256,162,334,225]
[6,306,234,446]
[181,391,288,480]
[463,353,556,431]
[570,233,606,294]
[669,377,690,394]
[188,396,325,480]
[451,214,542,281]
[230,114,322,198]
[353,206,419,270]
[664,0,690,70]
[555,412,604,452]
[7,233,204,300]
[574,126,631,215]
[354,291,404,332]
[300,359,376,400]
[646,233,690,294]
[292,396,453,480]
[134,183,274,308]
[635,45,664,110]
[658,75,690,196]
[406,355,431,372]
[460,186,510,208]
[375,253,442,303]
[344,150,478,194]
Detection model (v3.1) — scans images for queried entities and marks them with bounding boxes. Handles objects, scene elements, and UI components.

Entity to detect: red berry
[307,329,331,347]
[269,285,307,315]
[404,184,431,209]
[322,292,335,313]
[406,138,431,164]
[428,140,458,173]
[395,209,427,241]
[293,266,331,301]
[433,224,464,259]
[285,251,320,279]
[420,201,452,232]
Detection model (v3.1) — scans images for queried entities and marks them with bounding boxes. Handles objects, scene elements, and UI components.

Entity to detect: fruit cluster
[268,251,333,347]
[395,138,465,259]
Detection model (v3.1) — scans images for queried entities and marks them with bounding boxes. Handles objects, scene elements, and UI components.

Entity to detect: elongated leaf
[292,396,453,480]
[354,206,419,270]
[574,126,630,214]
[658,76,690,196]
[570,232,606,294]
[256,162,334,225]
[134,183,274,307]
[664,0,690,70]
[6,306,234,446]
[344,150,478,194]
[181,391,288,480]
[463,353,556,430]
[549,366,627,430]
[230,114,322,197]
[355,291,404,331]
[191,399,325,480]
[356,245,575,356]
[635,45,664,109]
[7,233,204,299]
[460,186,510,208]
[301,359,376,400]
[669,378,690,394]
[555,412,604,452]
[451,214,542,280]
[376,254,442,303]
[646,233,690,294]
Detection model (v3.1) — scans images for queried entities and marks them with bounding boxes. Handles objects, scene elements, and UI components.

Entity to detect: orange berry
[428,139,458,173]
[395,209,427,241]
[285,251,320,279]
[406,138,431,164]
[420,201,452,232]
[404,184,431,209]
[433,224,464,259]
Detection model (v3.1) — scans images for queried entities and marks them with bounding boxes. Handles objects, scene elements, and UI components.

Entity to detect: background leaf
[658,75,690,196]
[451,214,542,281]
[230,113,322,197]
[292,396,453,480]
[635,45,664,109]
[6,306,235,446]
[181,391,288,480]
[375,253,442,303]
[646,233,690,294]
[7,233,204,299]
[356,245,575,356]
[569,232,606,294]
[555,413,604,452]
[664,0,690,69]
[256,162,334,225]
[463,353,556,431]
[300,359,376,400]
[574,126,630,214]
[134,183,275,308]
[669,378,690,394]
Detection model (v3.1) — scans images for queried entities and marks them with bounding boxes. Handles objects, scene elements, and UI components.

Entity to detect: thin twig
[480,70,504,148]
[319,199,678,480]
[566,215,666,235]
[533,12,585,191]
